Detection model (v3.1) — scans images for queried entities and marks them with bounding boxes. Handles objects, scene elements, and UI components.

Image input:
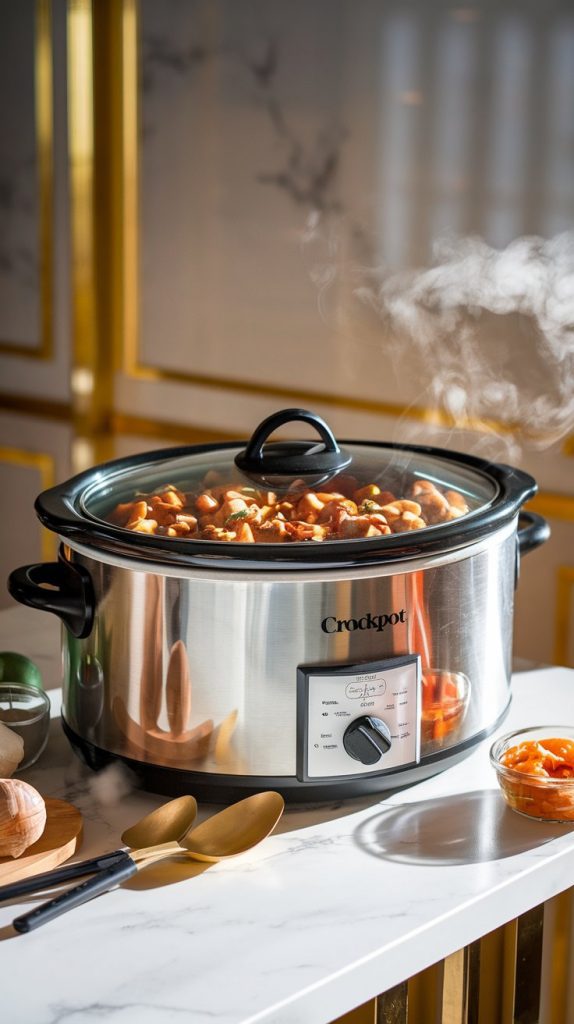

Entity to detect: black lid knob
[343,716,392,766]
[234,408,351,479]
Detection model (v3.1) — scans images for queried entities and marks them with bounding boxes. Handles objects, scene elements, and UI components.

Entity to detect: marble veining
[141,19,346,218]
[2,606,574,1023]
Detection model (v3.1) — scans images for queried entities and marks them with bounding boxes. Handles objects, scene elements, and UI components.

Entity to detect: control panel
[297,655,421,780]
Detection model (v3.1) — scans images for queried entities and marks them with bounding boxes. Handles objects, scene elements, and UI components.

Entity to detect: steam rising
[309,224,574,454]
[88,762,135,807]
[361,233,574,450]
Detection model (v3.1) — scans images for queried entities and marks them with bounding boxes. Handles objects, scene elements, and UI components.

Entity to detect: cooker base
[62,708,510,803]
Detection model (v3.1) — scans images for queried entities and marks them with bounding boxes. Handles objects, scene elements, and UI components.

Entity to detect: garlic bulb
[0,721,24,778]
[0,779,47,858]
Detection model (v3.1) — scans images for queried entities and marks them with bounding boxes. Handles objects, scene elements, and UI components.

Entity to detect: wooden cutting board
[0,798,83,885]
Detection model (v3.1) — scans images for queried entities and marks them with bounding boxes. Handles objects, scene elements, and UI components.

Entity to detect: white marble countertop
[2,605,574,1024]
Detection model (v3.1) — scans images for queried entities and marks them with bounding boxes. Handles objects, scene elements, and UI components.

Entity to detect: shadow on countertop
[354,789,574,865]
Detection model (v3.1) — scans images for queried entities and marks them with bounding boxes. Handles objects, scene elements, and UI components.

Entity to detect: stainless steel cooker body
[7,409,550,800]
[57,520,516,797]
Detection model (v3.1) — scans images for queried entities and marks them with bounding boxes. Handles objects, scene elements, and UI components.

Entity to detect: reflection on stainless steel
[74,651,104,737]
[165,640,191,739]
[408,570,432,671]
[61,520,516,778]
[214,709,239,767]
[111,636,242,770]
[408,566,473,753]
[139,574,164,734]
[113,695,214,767]
[420,669,471,751]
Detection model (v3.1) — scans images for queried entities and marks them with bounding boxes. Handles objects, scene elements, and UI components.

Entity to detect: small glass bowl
[0,683,51,769]
[490,726,574,822]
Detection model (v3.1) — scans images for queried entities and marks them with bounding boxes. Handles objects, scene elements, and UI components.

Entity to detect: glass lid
[80,409,498,548]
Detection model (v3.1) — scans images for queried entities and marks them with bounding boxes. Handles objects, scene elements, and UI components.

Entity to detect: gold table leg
[328,896,561,1024]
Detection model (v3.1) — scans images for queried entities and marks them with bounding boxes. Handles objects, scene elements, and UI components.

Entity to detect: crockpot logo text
[321,609,407,634]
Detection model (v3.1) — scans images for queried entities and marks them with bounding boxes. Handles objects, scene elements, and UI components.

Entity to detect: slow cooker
[8,408,549,801]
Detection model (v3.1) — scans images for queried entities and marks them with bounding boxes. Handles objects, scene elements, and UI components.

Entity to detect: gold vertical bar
[68,0,117,468]
[376,980,408,1024]
[540,891,573,1024]
[477,926,505,1024]
[514,905,544,1024]
[475,920,518,1024]
[68,0,97,464]
[501,919,517,1024]
[108,0,128,379]
[465,940,481,1024]
[35,0,54,360]
[407,961,444,1024]
[121,0,140,380]
[441,948,467,1024]
[565,889,574,1023]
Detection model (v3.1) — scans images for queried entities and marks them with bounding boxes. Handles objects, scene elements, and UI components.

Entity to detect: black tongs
[0,795,199,905]
[0,849,134,903]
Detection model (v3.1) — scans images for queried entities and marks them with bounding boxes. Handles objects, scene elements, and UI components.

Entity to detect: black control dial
[343,716,392,765]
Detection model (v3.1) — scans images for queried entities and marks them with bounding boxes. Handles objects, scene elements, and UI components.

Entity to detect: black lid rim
[34,438,537,571]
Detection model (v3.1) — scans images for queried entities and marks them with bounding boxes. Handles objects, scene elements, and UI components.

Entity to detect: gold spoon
[0,795,198,903]
[122,795,198,849]
[176,790,284,862]
[13,792,285,933]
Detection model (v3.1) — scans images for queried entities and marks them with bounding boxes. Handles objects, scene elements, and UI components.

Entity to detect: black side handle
[7,560,94,639]
[517,511,550,556]
[235,408,352,477]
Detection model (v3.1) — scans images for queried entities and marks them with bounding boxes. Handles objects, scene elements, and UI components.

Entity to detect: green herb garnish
[225,508,252,525]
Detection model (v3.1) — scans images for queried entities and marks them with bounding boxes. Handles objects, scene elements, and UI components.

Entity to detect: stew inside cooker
[104,475,471,544]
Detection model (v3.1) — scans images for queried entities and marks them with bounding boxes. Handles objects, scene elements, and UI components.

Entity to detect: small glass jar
[0,683,51,769]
